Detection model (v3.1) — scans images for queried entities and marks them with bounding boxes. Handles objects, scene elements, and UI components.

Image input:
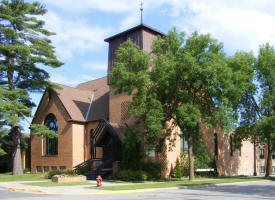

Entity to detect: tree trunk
[188,136,195,181]
[12,126,23,175]
[265,144,272,177]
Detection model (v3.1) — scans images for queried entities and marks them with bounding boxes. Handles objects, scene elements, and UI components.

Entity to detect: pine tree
[0,0,63,174]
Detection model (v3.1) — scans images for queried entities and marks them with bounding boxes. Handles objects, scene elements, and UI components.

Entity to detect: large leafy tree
[111,30,249,180]
[235,44,275,177]
[0,0,63,174]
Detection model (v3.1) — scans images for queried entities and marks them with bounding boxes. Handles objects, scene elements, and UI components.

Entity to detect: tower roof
[104,23,165,43]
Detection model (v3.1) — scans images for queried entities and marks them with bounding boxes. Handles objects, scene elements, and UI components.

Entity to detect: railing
[73,158,93,171]
[93,158,115,175]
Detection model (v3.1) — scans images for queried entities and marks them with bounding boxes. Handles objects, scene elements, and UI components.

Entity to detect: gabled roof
[34,76,109,123]
[104,23,166,42]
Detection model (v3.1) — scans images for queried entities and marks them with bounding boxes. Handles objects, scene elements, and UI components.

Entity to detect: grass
[24,181,94,187]
[92,177,268,191]
[0,172,46,182]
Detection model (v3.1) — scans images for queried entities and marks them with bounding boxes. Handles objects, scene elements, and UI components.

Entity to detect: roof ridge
[76,76,107,88]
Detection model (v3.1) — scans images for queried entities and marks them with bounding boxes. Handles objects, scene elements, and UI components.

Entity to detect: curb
[5,187,157,195]
[7,187,51,194]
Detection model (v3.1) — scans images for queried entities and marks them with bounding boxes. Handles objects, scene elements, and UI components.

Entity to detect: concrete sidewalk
[0,180,158,195]
[0,178,272,196]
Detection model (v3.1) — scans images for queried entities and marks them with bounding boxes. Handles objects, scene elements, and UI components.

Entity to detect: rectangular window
[260,166,265,173]
[180,132,188,152]
[272,166,275,174]
[51,166,57,171]
[36,166,42,173]
[229,136,233,156]
[260,149,264,159]
[43,166,49,173]
[60,166,66,171]
[272,151,275,159]
[214,133,218,156]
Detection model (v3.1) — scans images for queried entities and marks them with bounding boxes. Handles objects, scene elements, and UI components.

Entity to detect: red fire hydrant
[96,175,102,187]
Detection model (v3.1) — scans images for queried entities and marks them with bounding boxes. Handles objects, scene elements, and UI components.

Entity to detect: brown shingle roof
[54,76,109,122]
[104,23,166,42]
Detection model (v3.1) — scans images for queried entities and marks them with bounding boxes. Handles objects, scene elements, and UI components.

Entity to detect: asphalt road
[1,180,275,200]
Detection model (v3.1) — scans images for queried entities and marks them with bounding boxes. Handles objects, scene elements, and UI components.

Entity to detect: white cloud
[120,12,140,31]
[166,0,275,54]
[43,0,140,12]
[82,62,107,71]
[42,0,275,55]
[42,12,112,61]
[50,73,95,86]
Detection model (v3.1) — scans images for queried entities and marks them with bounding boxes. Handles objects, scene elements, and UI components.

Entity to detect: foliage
[233,44,275,177]
[179,152,189,176]
[193,132,212,169]
[61,169,76,176]
[0,0,63,174]
[117,170,147,181]
[23,168,30,173]
[46,169,76,179]
[120,127,145,171]
[46,170,62,179]
[142,160,161,180]
[171,158,182,178]
[111,29,248,180]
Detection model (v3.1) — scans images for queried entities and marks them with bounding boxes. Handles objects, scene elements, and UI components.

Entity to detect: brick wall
[31,91,73,173]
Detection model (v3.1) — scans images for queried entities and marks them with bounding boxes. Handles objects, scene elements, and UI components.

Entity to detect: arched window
[214,133,218,157]
[44,114,58,155]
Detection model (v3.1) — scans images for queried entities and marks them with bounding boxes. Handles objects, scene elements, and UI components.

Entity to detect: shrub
[134,170,147,181]
[23,168,30,174]
[118,170,147,181]
[120,127,145,171]
[62,169,75,176]
[117,170,130,180]
[171,158,182,178]
[46,170,61,179]
[142,160,161,180]
[180,153,189,176]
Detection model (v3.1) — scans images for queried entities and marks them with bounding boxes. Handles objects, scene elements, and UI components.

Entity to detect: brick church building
[31,23,275,178]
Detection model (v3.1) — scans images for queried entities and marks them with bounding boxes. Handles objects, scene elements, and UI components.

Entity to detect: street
[1,180,275,200]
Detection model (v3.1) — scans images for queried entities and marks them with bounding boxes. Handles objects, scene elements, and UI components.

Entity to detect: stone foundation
[51,176,86,183]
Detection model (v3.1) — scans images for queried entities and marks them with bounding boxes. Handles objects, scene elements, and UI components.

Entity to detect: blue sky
[23,0,275,132]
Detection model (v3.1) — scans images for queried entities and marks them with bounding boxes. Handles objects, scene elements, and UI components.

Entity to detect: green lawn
[0,173,46,182]
[24,181,94,187]
[94,177,268,191]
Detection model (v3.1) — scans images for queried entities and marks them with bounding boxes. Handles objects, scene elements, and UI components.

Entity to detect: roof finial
[140,0,143,24]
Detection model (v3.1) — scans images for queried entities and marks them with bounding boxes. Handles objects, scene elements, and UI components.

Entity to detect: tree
[0,0,63,174]
[235,44,275,177]
[111,30,248,180]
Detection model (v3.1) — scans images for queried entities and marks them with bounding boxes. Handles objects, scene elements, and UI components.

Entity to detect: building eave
[104,23,166,43]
